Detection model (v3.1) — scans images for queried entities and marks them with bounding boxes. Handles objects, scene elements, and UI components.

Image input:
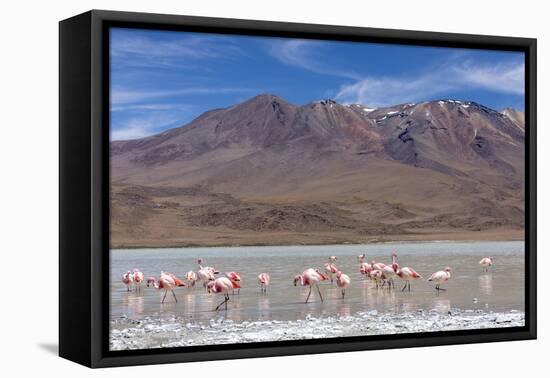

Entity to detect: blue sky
[110,27,525,141]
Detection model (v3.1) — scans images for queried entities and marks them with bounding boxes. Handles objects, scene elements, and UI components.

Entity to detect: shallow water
[110,241,524,323]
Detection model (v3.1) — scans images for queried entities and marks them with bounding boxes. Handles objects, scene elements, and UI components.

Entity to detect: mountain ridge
[110,94,525,248]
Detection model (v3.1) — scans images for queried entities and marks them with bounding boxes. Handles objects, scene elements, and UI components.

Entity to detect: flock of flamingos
[122,254,495,311]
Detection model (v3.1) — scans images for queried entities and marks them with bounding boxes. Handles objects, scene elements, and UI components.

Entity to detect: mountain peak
[241,93,289,106]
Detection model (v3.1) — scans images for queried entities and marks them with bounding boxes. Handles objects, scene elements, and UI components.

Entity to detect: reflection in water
[111,241,524,323]
[479,274,493,296]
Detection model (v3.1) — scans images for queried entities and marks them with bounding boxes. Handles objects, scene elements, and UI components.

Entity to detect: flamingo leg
[408,282,411,292]
[225,294,229,310]
[305,287,312,303]
[172,290,178,303]
[316,285,324,302]
[402,282,408,291]
[342,289,345,299]
[161,291,167,303]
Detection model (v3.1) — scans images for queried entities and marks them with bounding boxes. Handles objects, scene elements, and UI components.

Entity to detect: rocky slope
[110,94,525,247]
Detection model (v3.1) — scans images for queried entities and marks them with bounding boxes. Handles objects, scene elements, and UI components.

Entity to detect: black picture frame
[59,9,537,368]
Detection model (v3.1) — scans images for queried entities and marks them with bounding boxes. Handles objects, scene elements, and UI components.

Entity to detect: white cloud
[110,34,244,68]
[111,87,253,106]
[270,39,360,80]
[335,60,524,106]
[110,103,191,112]
[451,61,524,95]
[111,114,182,141]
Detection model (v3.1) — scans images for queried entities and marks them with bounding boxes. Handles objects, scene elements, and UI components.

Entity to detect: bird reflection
[479,274,493,296]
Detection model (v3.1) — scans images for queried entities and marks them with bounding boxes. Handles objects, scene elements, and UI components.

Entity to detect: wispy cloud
[335,60,524,106]
[111,87,254,106]
[111,33,244,69]
[111,112,186,141]
[270,40,360,80]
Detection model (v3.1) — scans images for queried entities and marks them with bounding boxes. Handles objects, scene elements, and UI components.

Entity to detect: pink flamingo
[328,255,337,262]
[324,262,338,285]
[428,267,452,292]
[132,269,144,292]
[207,277,240,311]
[371,260,386,271]
[396,267,422,291]
[146,271,185,303]
[335,271,351,299]
[225,271,242,295]
[258,273,270,294]
[371,269,386,288]
[122,271,134,291]
[359,262,373,278]
[293,268,328,303]
[184,271,197,287]
[357,254,366,262]
[479,257,494,272]
[380,253,399,289]
[197,258,219,289]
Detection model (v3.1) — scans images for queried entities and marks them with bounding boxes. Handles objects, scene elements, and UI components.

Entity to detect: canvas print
[109,28,526,351]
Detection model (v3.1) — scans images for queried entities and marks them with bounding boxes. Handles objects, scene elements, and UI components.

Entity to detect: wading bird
[370,269,386,288]
[197,258,220,289]
[207,277,240,311]
[396,267,422,291]
[133,269,144,292]
[380,253,399,289]
[258,272,270,294]
[146,271,185,303]
[225,271,242,295]
[359,262,373,278]
[184,271,197,287]
[371,260,386,271]
[428,267,452,292]
[122,271,134,291]
[293,268,328,303]
[479,257,494,272]
[335,271,351,299]
[357,254,366,263]
[329,255,337,262]
[324,262,338,285]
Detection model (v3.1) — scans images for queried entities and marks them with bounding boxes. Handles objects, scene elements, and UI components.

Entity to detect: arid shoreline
[110,228,524,249]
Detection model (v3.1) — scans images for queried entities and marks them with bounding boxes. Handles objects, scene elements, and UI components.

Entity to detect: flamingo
[335,271,351,299]
[370,269,386,288]
[427,267,452,292]
[146,271,185,303]
[357,254,366,263]
[479,257,494,272]
[371,260,386,271]
[184,271,197,287]
[293,268,328,303]
[396,267,422,291]
[380,253,399,289]
[328,255,337,262]
[207,277,240,311]
[132,269,144,292]
[197,258,219,289]
[324,262,338,285]
[258,273,270,294]
[225,271,242,295]
[359,262,373,278]
[122,271,134,291]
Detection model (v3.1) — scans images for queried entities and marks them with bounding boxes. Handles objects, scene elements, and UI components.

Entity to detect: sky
[110,27,525,141]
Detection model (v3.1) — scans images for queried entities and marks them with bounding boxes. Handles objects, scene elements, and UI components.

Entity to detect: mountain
[501,108,525,130]
[110,94,525,247]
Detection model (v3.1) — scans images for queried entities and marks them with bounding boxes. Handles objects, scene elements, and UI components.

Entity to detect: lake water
[110,241,524,323]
